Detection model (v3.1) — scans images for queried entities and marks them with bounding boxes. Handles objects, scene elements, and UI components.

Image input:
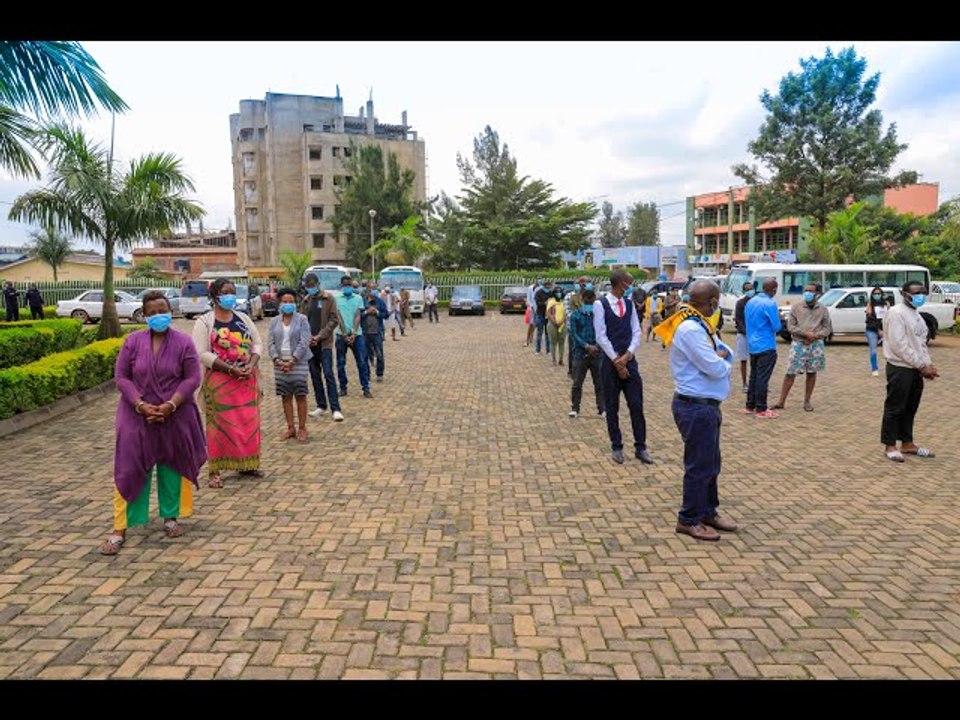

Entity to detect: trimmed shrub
[0,338,124,419]
[0,320,84,370]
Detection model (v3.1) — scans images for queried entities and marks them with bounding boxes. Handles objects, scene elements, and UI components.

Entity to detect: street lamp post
[368,209,377,277]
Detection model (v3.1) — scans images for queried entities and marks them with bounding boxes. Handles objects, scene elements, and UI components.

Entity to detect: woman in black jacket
[865,286,888,377]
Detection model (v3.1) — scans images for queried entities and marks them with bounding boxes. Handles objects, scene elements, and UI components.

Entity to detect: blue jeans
[365,332,384,378]
[535,314,551,353]
[600,355,646,452]
[672,398,722,526]
[308,346,340,412]
[866,329,880,372]
[336,335,370,393]
[746,349,777,412]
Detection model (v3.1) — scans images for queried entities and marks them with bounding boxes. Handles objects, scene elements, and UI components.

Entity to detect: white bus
[379,265,425,316]
[720,263,932,321]
[302,264,361,292]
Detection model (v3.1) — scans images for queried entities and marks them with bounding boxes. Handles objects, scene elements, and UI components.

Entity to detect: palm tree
[27,224,72,282]
[9,125,203,338]
[809,202,878,264]
[279,250,312,289]
[0,41,127,179]
[368,215,437,267]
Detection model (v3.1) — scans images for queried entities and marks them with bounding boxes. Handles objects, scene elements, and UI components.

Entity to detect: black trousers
[4,302,19,322]
[882,364,924,446]
[571,351,603,414]
[30,306,44,320]
[746,349,777,412]
[600,355,646,452]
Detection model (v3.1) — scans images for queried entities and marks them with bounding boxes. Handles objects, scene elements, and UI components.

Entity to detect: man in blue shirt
[362,286,390,383]
[335,275,372,398]
[670,280,738,542]
[744,277,782,418]
[568,288,604,419]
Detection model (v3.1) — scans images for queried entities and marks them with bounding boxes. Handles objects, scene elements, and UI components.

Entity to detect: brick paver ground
[1,313,959,679]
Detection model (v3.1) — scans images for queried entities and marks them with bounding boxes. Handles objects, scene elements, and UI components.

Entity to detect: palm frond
[0,105,40,178]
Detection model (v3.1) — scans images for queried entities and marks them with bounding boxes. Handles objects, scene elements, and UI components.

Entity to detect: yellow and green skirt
[113,464,194,531]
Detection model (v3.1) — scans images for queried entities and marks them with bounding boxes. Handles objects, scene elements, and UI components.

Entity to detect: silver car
[235,284,264,320]
[56,290,144,324]
[136,287,181,316]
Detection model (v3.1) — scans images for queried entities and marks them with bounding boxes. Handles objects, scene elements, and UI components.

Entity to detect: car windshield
[306,270,347,291]
[818,289,846,306]
[453,286,482,299]
[380,272,423,291]
[723,268,753,296]
[937,282,960,293]
[181,281,209,298]
[503,286,527,295]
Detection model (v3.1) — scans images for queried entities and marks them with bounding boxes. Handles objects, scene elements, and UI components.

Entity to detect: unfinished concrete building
[230,91,427,269]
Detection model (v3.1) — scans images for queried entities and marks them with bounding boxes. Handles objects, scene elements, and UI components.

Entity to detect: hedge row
[0,338,124,419]
[0,319,84,370]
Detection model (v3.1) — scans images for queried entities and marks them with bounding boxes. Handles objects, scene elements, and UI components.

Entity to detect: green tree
[421,192,466,270]
[597,201,626,248]
[27,224,71,281]
[129,257,162,282]
[626,201,660,246]
[0,41,127,179]
[895,197,960,279]
[807,201,878,263]
[455,126,596,269]
[369,215,437,267]
[734,47,917,232]
[9,125,203,338]
[331,144,421,269]
[279,250,312,289]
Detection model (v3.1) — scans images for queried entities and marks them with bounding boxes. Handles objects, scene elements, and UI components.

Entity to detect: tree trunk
[52,266,58,282]
[98,235,122,339]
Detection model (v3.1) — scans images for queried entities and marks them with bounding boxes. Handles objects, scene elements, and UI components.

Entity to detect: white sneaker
[599,411,606,419]
[871,370,879,377]
[569,410,578,418]
[308,408,326,418]
[332,411,344,422]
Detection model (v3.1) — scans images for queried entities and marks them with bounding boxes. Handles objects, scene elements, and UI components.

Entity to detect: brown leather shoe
[675,522,720,541]
[702,515,738,532]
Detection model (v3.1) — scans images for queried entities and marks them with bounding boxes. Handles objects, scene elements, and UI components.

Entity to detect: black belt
[674,393,721,407]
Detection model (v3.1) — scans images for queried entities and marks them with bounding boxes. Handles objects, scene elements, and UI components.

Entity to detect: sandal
[163,519,185,538]
[297,428,308,444]
[903,447,935,458]
[208,473,224,489]
[804,402,814,412]
[99,533,125,555]
[885,450,905,463]
[279,427,296,442]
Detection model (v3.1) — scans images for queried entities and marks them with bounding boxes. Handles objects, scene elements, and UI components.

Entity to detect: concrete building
[131,247,239,278]
[230,91,427,270]
[0,253,133,283]
[685,182,940,272]
[155,229,236,249]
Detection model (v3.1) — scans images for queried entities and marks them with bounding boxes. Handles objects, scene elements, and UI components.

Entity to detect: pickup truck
[778,286,957,343]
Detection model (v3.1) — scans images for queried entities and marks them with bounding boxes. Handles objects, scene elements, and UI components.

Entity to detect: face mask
[681,294,690,303]
[582,305,593,314]
[306,287,319,296]
[909,293,926,308]
[343,286,354,297]
[745,290,756,298]
[624,287,634,299]
[281,302,296,315]
[584,283,594,291]
[555,292,563,299]
[147,313,172,333]
[803,291,815,303]
[871,294,881,301]
[218,294,237,310]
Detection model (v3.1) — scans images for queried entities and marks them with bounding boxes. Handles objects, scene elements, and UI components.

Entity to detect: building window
[310,176,323,190]
[312,206,324,220]
[304,124,315,132]
[243,181,257,203]
[333,175,347,186]
[332,146,340,157]
[312,233,325,249]
[309,147,321,160]
[258,127,266,140]
[242,152,255,178]
[239,128,253,141]
[343,146,352,157]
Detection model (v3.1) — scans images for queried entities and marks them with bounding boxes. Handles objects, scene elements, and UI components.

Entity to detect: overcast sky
[1,40,957,254]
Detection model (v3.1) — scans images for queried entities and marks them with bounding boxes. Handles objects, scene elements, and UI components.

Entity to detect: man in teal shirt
[744,277,782,417]
[335,275,372,398]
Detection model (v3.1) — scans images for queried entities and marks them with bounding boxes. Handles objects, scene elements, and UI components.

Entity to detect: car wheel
[185,314,194,320]
[71,309,89,323]
[132,309,144,324]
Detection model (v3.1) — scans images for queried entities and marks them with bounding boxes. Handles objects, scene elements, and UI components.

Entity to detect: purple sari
[114,329,207,502]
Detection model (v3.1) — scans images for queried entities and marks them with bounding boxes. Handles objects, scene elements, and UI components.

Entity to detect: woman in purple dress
[100,291,208,555]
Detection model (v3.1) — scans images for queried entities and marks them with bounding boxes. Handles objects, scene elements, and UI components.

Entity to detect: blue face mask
[681,294,690,303]
[306,287,319,296]
[745,290,756,298]
[218,294,237,310]
[624,287,634,299]
[803,291,816,303]
[281,302,296,315]
[584,283,594,291]
[342,286,354,297]
[147,313,172,333]
[909,293,926,308]
[581,305,593,314]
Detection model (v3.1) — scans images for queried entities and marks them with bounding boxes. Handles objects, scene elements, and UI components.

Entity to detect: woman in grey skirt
[268,288,313,443]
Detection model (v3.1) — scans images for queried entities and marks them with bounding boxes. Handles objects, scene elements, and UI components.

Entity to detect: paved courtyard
[1,312,959,679]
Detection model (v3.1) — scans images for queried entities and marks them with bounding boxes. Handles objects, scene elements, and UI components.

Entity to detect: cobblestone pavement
[1,313,959,679]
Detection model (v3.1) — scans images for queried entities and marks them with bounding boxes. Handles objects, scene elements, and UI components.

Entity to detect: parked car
[682,275,727,290]
[180,280,211,319]
[56,290,144,324]
[641,280,685,296]
[500,285,528,314]
[553,280,577,296]
[449,285,485,316]
[930,280,960,305]
[778,286,958,343]
[235,284,264,320]
[136,287,181,317]
[260,282,280,316]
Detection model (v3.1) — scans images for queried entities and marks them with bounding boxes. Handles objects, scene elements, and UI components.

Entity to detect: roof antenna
[336,84,340,98]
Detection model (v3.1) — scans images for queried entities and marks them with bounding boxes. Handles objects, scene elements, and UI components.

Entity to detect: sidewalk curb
[0,379,115,438]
